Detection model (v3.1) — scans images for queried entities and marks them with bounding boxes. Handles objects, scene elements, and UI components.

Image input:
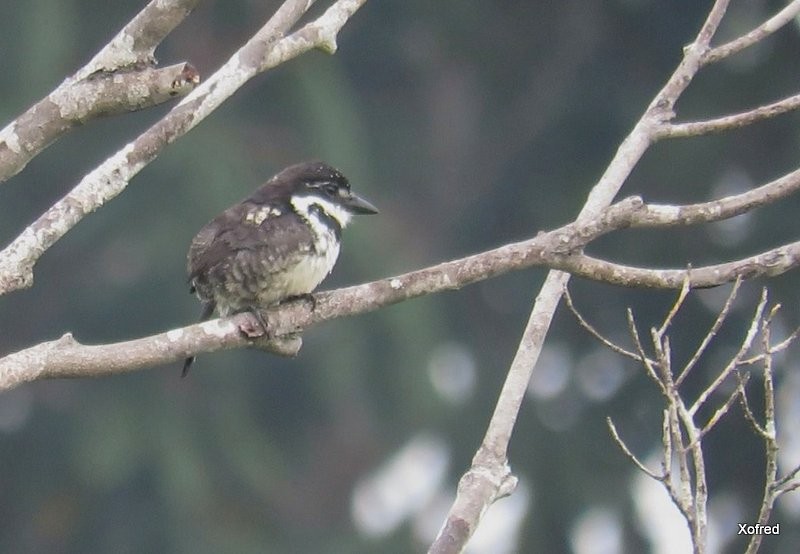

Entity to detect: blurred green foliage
[2,1,800,552]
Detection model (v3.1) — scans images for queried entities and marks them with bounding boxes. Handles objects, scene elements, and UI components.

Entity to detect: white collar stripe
[291,195,353,228]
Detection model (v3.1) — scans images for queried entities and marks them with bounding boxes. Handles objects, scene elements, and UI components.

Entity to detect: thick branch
[0,0,201,183]
[0,0,368,296]
[5,165,800,390]
[633,167,800,226]
[78,0,201,76]
[559,242,800,289]
[0,64,199,182]
[1,204,641,390]
[0,322,303,392]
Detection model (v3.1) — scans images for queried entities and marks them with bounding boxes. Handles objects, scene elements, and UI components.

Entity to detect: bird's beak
[344,192,379,215]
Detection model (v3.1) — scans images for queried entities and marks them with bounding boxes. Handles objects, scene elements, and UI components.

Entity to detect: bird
[182,161,378,376]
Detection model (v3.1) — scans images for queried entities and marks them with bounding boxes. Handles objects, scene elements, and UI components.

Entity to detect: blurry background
[1,1,800,552]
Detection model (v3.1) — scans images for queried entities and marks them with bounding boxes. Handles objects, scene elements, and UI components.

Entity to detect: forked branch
[0,0,202,183]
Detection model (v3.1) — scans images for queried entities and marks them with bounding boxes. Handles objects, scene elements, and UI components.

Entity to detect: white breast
[261,195,346,300]
[284,232,340,296]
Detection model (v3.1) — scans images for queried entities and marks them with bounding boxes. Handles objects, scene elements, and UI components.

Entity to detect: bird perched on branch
[182,161,379,375]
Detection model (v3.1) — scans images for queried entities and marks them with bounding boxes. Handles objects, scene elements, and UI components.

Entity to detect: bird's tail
[181,301,215,377]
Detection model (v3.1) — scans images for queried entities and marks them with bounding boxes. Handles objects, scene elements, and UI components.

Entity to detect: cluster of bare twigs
[567,280,800,553]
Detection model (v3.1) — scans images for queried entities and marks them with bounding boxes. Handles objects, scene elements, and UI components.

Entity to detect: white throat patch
[284,194,346,296]
[290,195,353,230]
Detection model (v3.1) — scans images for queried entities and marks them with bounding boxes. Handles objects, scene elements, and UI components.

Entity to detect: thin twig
[661,409,673,476]
[651,322,674,388]
[677,399,709,546]
[652,322,701,532]
[659,409,693,523]
[773,463,800,495]
[774,480,800,495]
[659,92,800,139]
[668,402,695,520]
[740,325,800,364]
[689,288,768,416]
[649,309,700,527]
[676,278,741,386]
[607,417,663,479]
[744,301,780,554]
[655,276,691,339]
[564,287,648,363]
[703,0,800,65]
[684,374,747,451]
[627,308,666,393]
[736,370,767,437]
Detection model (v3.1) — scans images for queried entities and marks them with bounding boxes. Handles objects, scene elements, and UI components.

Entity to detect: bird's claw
[239,307,270,338]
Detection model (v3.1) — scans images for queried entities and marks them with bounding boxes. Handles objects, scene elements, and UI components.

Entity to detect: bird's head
[257,161,378,230]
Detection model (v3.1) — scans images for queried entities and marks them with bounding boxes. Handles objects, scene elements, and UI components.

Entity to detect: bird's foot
[239,306,270,338]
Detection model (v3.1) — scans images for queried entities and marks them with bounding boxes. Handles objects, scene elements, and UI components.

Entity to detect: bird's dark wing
[187,201,314,282]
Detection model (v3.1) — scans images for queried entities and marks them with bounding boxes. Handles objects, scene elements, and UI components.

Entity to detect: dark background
[1,1,800,552]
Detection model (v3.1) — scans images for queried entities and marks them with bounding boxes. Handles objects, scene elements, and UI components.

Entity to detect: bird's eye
[322,183,339,196]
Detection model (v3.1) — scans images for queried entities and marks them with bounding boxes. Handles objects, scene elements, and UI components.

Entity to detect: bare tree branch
[659,92,800,139]
[5,104,800,298]
[702,0,800,65]
[739,325,800,364]
[0,200,668,391]
[633,167,800,227]
[0,319,303,391]
[78,0,202,76]
[677,399,709,548]
[631,290,714,535]
[0,0,202,183]
[429,3,734,550]
[0,0,369,296]
[558,242,800,289]
[543,164,800,284]
[6,164,800,390]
